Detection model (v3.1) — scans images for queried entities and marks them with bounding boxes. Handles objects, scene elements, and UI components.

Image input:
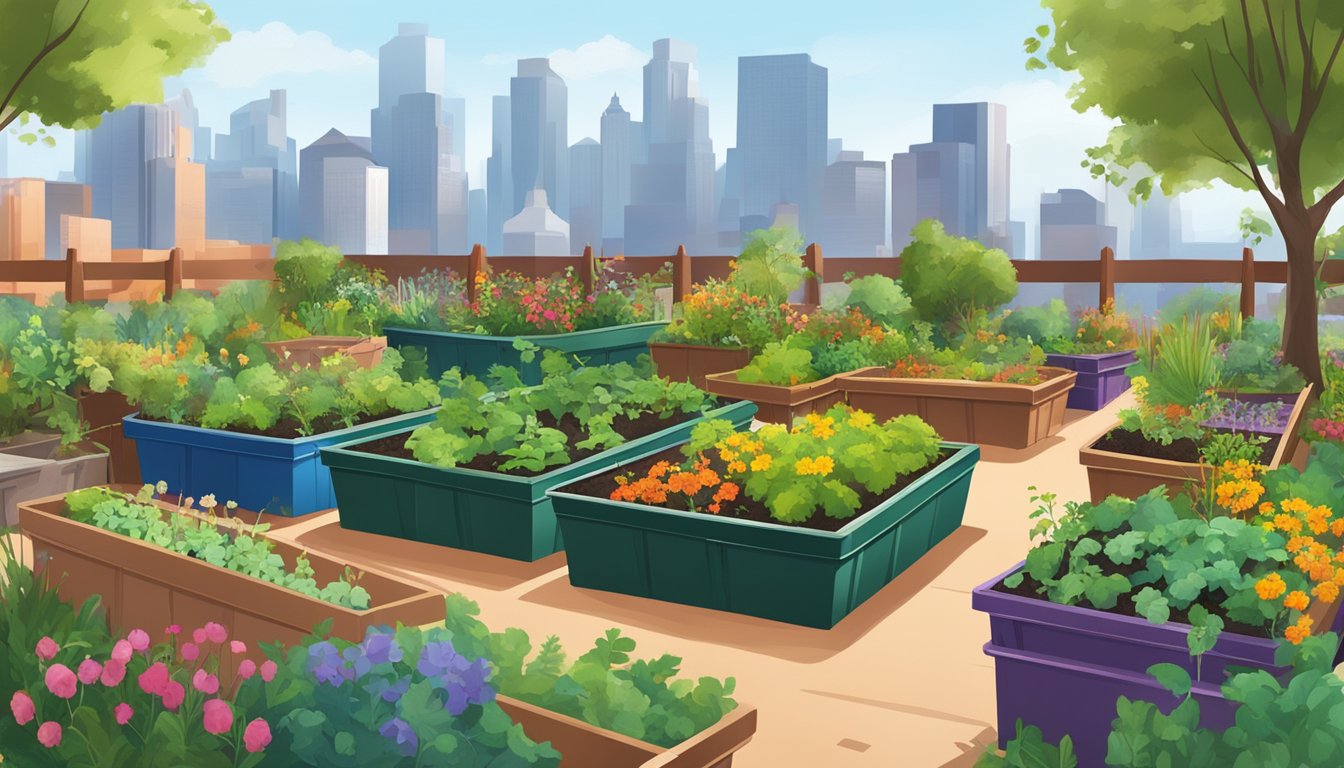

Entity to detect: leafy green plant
[64,485,371,610]
[826,273,913,328]
[655,277,789,353]
[0,311,114,450]
[731,227,810,304]
[976,720,1077,768]
[1129,315,1222,408]
[272,240,389,338]
[1218,317,1305,393]
[735,342,817,387]
[1002,300,1072,347]
[900,219,1018,337]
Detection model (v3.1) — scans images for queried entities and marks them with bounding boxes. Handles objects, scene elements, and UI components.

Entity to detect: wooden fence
[3,243,1340,317]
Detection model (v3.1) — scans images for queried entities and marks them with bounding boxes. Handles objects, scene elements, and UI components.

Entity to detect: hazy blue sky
[3,0,1295,246]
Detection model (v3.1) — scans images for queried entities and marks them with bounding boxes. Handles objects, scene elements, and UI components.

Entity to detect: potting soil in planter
[1092,427,1282,465]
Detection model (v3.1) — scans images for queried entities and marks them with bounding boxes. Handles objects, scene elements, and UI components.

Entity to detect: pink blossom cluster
[1313,417,1344,442]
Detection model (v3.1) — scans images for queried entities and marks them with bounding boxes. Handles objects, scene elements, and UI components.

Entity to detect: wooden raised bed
[837,366,1078,449]
[1080,386,1313,504]
[262,335,387,371]
[701,369,845,424]
[19,491,445,648]
[648,342,752,391]
[499,697,757,768]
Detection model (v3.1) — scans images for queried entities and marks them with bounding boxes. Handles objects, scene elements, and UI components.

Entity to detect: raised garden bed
[76,386,140,484]
[498,696,757,768]
[972,562,1344,767]
[123,408,438,517]
[262,335,387,370]
[648,342,752,391]
[384,321,668,384]
[1080,386,1312,504]
[320,400,758,561]
[1043,349,1136,411]
[18,492,445,649]
[837,366,1077,449]
[547,439,979,628]
[0,433,107,527]
[700,369,846,424]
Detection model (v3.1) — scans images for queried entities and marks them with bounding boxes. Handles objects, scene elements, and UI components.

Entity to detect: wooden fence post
[165,247,183,300]
[579,244,595,296]
[1098,246,1115,308]
[65,247,85,304]
[672,245,692,303]
[1240,247,1256,318]
[466,243,487,304]
[803,243,823,306]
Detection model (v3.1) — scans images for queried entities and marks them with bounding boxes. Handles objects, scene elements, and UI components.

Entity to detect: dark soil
[560,444,953,532]
[353,409,699,477]
[1092,427,1282,464]
[991,530,1266,638]
[144,410,398,440]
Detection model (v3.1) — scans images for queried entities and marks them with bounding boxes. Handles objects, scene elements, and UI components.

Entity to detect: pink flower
[165,624,181,636]
[202,698,233,735]
[259,660,277,682]
[77,658,103,685]
[192,628,207,645]
[10,691,35,725]
[542,309,558,321]
[111,639,133,665]
[161,680,185,711]
[37,720,62,748]
[35,636,59,661]
[114,702,134,725]
[192,668,219,695]
[45,663,77,699]
[204,622,228,644]
[180,643,200,662]
[230,640,247,655]
[127,629,151,653]
[238,659,257,680]
[138,662,170,696]
[100,660,126,687]
[243,718,272,753]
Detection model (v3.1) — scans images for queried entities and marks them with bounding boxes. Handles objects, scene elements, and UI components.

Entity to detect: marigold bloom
[1313,580,1340,604]
[1286,615,1314,645]
[1284,590,1311,611]
[1255,573,1287,600]
[750,453,773,472]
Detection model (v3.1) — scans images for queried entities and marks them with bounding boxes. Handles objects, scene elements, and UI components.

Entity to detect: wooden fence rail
[3,243,1340,317]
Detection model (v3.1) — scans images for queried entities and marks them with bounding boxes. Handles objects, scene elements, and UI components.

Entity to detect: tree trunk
[1281,227,1324,393]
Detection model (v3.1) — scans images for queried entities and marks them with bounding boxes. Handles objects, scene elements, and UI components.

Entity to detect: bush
[731,227,810,304]
[899,219,1017,334]
[1001,300,1072,345]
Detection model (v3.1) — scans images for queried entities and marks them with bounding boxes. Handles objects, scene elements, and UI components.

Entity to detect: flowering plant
[254,621,559,767]
[1053,300,1138,354]
[734,309,921,386]
[0,310,114,448]
[885,317,1047,385]
[7,619,276,766]
[270,239,390,338]
[612,405,942,524]
[657,278,790,353]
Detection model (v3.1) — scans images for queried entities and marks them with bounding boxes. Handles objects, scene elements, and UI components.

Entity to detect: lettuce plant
[0,311,114,449]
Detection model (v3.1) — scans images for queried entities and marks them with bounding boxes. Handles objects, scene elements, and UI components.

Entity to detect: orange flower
[176,373,188,387]
[1313,580,1340,605]
[1255,573,1287,600]
[1284,590,1310,611]
[1285,615,1314,645]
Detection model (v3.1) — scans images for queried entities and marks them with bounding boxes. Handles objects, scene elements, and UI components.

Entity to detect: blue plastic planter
[383,321,668,383]
[123,409,438,517]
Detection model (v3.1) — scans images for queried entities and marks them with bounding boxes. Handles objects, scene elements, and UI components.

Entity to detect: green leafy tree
[0,0,228,137]
[731,227,810,304]
[1025,1,1344,391]
[900,218,1018,335]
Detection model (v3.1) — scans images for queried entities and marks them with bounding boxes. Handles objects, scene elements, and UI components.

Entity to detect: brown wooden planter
[701,369,845,424]
[498,697,757,768]
[76,387,140,485]
[648,342,752,390]
[262,335,388,371]
[1080,386,1313,504]
[19,492,444,649]
[837,366,1078,449]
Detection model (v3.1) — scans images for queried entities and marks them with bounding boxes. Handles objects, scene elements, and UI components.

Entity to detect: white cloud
[203,22,376,89]
[547,35,647,81]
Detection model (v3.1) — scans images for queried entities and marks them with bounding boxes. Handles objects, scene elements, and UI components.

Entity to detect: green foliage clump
[0,311,113,447]
[731,227,810,304]
[1001,300,1072,346]
[828,274,913,328]
[735,342,817,387]
[900,219,1018,335]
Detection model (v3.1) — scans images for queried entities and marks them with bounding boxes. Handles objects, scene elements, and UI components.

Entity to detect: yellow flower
[848,411,875,429]
[724,433,745,448]
[1284,590,1310,611]
[236,353,250,366]
[793,455,835,477]
[750,454,773,472]
[727,460,747,473]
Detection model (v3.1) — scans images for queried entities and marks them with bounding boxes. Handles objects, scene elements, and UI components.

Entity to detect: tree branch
[1306,26,1344,120]
[1260,0,1289,87]
[1194,51,1287,220]
[1224,12,1284,137]
[1294,0,1317,132]
[0,0,91,134]
[1310,178,1344,227]
[1193,131,1259,186]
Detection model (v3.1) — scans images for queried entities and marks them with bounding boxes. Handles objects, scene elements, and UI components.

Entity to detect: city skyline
[2,3,1326,254]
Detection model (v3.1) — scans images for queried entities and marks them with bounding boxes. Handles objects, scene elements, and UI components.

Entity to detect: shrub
[1001,300,1072,346]
[730,227,810,304]
[899,219,1018,335]
[826,273,913,328]
[655,278,789,353]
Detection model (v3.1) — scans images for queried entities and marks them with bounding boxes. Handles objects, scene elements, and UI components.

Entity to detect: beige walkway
[257,395,1131,767]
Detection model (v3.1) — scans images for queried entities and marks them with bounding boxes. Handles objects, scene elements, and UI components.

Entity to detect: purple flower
[341,646,371,681]
[306,642,344,686]
[416,641,461,679]
[379,717,418,757]
[363,676,411,703]
[439,656,495,715]
[360,631,403,666]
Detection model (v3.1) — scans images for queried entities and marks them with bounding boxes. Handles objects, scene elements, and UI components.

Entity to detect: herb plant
[64,485,372,610]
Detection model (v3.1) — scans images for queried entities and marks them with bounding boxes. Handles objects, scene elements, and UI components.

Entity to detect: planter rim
[647,340,750,353]
[18,491,433,618]
[1043,349,1137,361]
[123,406,440,449]
[548,438,979,549]
[701,368,847,403]
[839,365,1078,404]
[320,399,758,489]
[383,320,669,344]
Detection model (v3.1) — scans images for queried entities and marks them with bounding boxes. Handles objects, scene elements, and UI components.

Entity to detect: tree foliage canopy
[900,219,1018,331]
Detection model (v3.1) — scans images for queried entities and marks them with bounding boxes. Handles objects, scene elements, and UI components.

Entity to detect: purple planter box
[972,562,1344,767]
[1043,350,1136,411]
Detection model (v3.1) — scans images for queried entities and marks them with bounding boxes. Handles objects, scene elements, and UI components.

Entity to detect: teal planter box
[123,409,439,517]
[383,321,669,383]
[549,441,980,628]
[319,400,758,561]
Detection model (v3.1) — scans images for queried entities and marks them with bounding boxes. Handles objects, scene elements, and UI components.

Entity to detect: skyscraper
[372,24,466,254]
[821,150,885,256]
[300,128,389,253]
[209,89,299,244]
[931,102,1011,250]
[568,138,602,254]
[486,95,512,254]
[510,58,568,220]
[467,188,487,249]
[734,53,827,240]
[1040,188,1117,309]
[625,39,716,254]
[164,89,211,164]
[599,94,632,251]
[891,143,975,253]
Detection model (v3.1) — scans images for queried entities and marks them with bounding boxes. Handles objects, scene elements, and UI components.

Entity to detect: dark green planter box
[319,400,758,561]
[383,321,669,383]
[548,441,980,628]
